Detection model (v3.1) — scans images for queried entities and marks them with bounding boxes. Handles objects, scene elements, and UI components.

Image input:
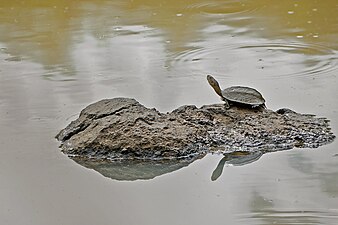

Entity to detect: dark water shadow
[71,155,204,181]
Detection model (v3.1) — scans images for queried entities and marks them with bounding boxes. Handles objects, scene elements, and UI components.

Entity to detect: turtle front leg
[222,97,230,109]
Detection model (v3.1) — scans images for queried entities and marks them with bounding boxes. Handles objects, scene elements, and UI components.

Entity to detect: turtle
[207,75,266,109]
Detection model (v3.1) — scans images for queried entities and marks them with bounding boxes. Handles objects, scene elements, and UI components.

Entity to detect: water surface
[1,0,337,224]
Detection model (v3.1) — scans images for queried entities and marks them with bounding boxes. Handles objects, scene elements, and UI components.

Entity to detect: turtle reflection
[71,156,202,181]
[211,151,263,181]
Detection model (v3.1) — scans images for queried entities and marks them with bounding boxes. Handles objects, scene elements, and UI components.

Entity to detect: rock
[56,98,335,160]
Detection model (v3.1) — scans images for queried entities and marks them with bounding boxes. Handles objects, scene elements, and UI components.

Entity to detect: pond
[0,0,337,224]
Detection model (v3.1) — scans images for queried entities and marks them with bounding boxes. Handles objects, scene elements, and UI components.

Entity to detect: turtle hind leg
[252,103,266,111]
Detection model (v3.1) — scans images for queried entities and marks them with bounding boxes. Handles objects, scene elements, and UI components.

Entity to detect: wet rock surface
[56,98,335,160]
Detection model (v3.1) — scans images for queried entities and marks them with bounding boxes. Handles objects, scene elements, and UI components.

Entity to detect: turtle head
[207,75,223,99]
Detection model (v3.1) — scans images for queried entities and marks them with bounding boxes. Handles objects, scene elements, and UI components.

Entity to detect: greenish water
[0,1,337,224]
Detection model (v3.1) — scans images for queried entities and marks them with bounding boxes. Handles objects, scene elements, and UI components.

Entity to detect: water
[0,0,337,224]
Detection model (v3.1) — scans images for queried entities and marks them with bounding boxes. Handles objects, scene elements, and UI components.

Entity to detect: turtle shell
[221,86,265,106]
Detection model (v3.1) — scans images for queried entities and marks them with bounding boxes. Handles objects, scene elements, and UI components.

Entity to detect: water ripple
[239,43,338,78]
[169,41,338,79]
[185,1,259,16]
[239,209,338,225]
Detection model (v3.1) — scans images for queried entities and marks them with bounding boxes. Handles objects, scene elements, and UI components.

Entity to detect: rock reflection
[211,151,263,181]
[72,150,263,181]
[71,155,202,181]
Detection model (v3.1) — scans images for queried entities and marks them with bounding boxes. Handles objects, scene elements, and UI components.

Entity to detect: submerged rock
[56,98,335,160]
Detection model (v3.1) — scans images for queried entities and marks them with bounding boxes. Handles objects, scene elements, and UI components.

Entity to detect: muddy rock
[56,98,335,160]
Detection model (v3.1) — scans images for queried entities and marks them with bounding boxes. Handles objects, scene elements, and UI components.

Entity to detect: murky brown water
[1,0,337,224]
